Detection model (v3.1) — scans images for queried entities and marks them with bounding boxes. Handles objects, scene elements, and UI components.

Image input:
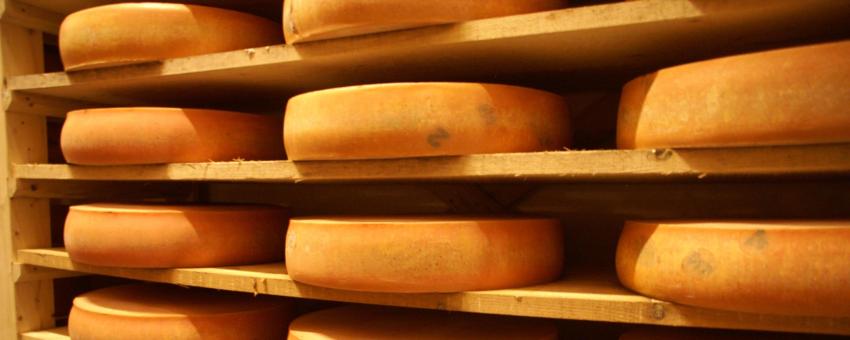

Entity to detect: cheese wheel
[288,305,558,340]
[617,40,850,149]
[284,0,565,43]
[286,217,564,292]
[60,3,282,70]
[61,107,283,165]
[69,284,293,339]
[616,221,850,316]
[284,83,571,160]
[65,204,287,268]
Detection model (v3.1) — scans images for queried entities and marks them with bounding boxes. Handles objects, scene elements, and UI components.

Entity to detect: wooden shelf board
[15,0,283,21]
[11,145,850,184]
[17,248,850,335]
[20,327,68,340]
[6,0,850,112]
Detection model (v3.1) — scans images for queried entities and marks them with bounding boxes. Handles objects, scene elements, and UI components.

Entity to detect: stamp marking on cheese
[681,249,714,277]
[427,127,450,148]
[743,229,769,250]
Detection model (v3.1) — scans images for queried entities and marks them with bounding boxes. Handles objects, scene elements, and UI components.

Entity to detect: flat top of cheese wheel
[290,81,561,99]
[289,305,558,340]
[70,2,258,18]
[71,203,283,214]
[74,284,286,318]
[292,216,556,224]
[629,220,850,230]
[67,107,259,116]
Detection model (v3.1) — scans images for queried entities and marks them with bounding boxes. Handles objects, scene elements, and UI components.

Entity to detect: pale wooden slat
[6,0,850,111]
[0,0,63,35]
[11,145,850,183]
[17,248,850,335]
[20,327,68,340]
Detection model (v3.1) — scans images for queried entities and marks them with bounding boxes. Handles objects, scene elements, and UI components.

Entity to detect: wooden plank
[516,181,850,219]
[20,327,68,340]
[1,21,54,339]
[11,144,850,182]
[18,0,282,20]
[6,0,850,111]
[17,248,850,335]
[13,263,83,282]
[4,92,101,118]
[12,180,201,200]
[0,0,63,35]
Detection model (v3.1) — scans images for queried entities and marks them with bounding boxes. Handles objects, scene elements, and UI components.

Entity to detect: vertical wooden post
[1,20,52,338]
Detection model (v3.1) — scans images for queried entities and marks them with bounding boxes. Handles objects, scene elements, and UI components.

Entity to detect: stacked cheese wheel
[69,284,293,339]
[65,204,287,268]
[288,305,559,339]
[61,107,283,165]
[617,40,850,149]
[616,221,850,316]
[284,82,571,160]
[59,3,281,70]
[286,217,564,292]
[284,0,565,43]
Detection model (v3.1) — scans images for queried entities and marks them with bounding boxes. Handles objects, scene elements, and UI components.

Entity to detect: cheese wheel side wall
[284,0,566,43]
[69,304,290,340]
[285,218,564,293]
[60,108,284,165]
[616,221,850,316]
[617,40,850,149]
[283,83,571,160]
[60,3,283,70]
[64,205,287,268]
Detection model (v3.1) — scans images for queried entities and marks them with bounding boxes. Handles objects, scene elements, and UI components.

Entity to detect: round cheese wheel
[616,221,850,316]
[284,0,565,43]
[284,83,571,160]
[69,284,293,340]
[617,40,850,149]
[285,217,564,292]
[61,107,283,165]
[65,204,287,268]
[60,3,282,70]
[288,305,558,340]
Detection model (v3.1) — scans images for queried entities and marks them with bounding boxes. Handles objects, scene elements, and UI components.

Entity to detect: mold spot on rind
[681,249,714,277]
[427,127,450,148]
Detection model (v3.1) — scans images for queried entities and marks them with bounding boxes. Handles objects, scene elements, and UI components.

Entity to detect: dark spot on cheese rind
[681,249,714,277]
[427,127,450,148]
[744,229,768,250]
[478,104,497,125]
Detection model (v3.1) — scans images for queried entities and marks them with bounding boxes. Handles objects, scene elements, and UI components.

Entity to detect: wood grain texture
[6,0,850,111]
[1,21,54,339]
[17,248,850,335]
[11,144,850,182]
[20,327,68,340]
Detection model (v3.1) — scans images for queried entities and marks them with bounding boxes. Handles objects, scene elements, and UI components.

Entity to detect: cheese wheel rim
[286,217,565,293]
[616,220,850,316]
[284,82,571,160]
[70,284,292,340]
[60,2,282,70]
[617,40,850,149]
[288,305,559,340]
[60,107,284,165]
[65,203,288,268]
[284,0,565,43]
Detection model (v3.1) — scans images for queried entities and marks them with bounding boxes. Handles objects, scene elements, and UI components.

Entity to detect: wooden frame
[2,0,849,338]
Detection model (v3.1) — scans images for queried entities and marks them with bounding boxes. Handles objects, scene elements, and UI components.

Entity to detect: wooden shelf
[17,248,850,335]
[6,0,850,113]
[11,144,850,183]
[20,327,67,340]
